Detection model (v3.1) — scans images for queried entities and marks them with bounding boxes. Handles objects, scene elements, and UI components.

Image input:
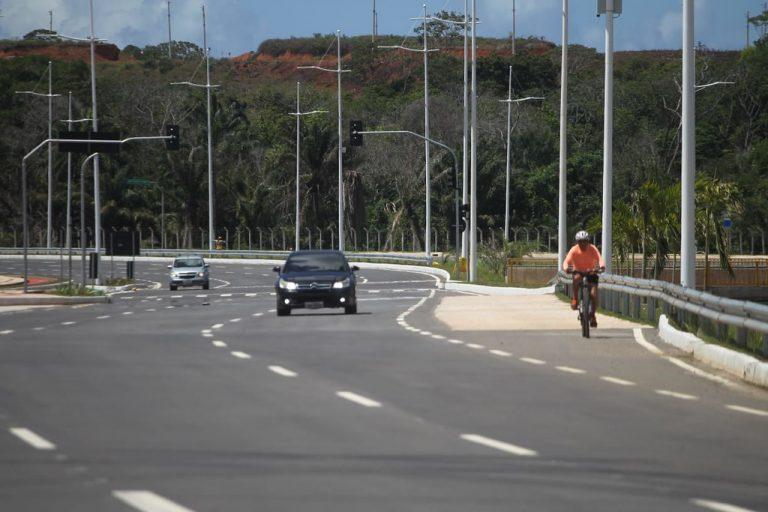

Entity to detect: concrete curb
[0,295,112,306]
[444,281,555,296]
[658,314,768,388]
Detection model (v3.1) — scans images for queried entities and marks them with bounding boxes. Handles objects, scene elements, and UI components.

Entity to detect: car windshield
[174,258,204,268]
[284,253,348,273]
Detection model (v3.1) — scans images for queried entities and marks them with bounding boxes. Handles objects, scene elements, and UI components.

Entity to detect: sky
[0,0,765,57]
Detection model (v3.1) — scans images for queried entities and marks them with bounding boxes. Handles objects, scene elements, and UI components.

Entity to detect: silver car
[168,256,210,291]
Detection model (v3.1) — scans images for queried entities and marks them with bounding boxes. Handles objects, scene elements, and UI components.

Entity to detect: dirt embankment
[0,42,121,62]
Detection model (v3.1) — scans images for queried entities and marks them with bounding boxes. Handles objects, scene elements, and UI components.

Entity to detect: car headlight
[171,272,179,278]
[197,272,205,277]
[279,278,298,291]
[333,277,351,289]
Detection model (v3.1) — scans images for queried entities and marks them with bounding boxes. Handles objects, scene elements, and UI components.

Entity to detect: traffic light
[350,120,363,147]
[165,124,180,150]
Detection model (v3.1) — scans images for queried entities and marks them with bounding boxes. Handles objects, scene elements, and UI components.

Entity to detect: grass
[104,278,135,286]
[53,284,104,297]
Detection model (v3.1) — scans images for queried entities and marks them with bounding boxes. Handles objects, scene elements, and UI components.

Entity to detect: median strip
[460,433,538,457]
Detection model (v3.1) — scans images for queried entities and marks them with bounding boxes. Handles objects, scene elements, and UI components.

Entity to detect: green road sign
[127,178,154,187]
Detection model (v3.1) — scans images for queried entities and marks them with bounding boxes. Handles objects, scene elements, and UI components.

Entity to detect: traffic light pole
[354,129,460,262]
[19,134,175,292]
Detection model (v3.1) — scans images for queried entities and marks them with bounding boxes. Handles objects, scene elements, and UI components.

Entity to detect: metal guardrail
[558,272,768,357]
[0,247,433,266]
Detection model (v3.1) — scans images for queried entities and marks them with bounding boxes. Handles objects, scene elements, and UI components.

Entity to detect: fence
[558,272,768,357]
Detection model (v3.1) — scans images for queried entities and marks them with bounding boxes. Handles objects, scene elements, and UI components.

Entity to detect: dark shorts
[585,274,599,285]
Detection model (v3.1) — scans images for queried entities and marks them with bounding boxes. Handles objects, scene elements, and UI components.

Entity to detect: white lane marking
[33,327,45,331]
[165,306,175,309]
[112,490,195,512]
[633,329,734,386]
[467,343,485,350]
[146,308,156,312]
[230,351,251,359]
[431,334,446,340]
[252,312,264,317]
[269,365,298,377]
[600,376,636,386]
[360,296,427,302]
[200,329,212,334]
[229,318,241,323]
[447,339,464,345]
[122,311,134,316]
[461,434,538,457]
[336,391,382,408]
[245,293,258,297]
[212,278,231,289]
[419,331,432,336]
[212,340,227,348]
[9,428,56,450]
[556,366,586,374]
[146,296,157,299]
[725,405,768,417]
[201,333,213,338]
[1,329,14,335]
[61,321,76,326]
[490,349,512,357]
[367,289,381,294]
[195,295,207,298]
[268,309,276,313]
[655,389,698,400]
[171,295,183,298]
[220,293,232,297]
[97,315,111,319]
[211,323,224,329]
[691,498,758,512]
[520,357,546,365]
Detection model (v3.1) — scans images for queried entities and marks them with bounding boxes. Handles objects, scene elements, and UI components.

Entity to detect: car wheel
[202,281,209,290]
[344,304,357,315]
[169,284,177,291]
[277,306,291,316]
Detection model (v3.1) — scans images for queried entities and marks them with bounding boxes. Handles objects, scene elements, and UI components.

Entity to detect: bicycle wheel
[581,284,590,338]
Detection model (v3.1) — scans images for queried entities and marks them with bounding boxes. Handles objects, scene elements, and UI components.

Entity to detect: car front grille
[178,272,198,278]
[297,282,333,291]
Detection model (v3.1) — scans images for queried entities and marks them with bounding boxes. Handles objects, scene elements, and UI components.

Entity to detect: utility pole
[599,0,620,273]
[49,10,53,32]
[463,0,469,260]
[469,0,478,281]
[372,0,378,42]
[167,1,172,59]
[558,0,569,268]
[289,82,327,250]
[512,0,516,56]
[380,4,439,256]
[298,31,350,251]
[88,0,102,283]
[681,0,695,288]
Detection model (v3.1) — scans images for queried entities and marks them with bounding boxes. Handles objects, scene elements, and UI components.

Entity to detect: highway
[1,258,767,511]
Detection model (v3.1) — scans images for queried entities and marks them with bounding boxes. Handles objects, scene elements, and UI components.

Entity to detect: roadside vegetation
[53,284,105,296]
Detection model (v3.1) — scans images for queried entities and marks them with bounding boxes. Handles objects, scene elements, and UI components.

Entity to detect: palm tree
[696,177,741,288]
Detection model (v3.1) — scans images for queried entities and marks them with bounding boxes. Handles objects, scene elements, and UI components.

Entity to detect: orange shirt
[563,243,605,272]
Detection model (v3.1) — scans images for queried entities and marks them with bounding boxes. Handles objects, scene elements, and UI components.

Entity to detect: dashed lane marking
[489,349,512,357]
[447,339,464,345]
[467,343,485,350]
[61,321,76,326]
[600,376,636,386]
[520,357,546,365]
[229,318,241,323]
[431,334,446,340]
[97,315,110,319]
[146,308,156,312]
[230,351,251,359]
[0,330,14,335]
[9,428,56,450]
[336,391,381,408]
[725,405,768,417]
[691,498,758,512]
[556,366,586,374]
[656,389,699,401]
[220,294,232,297]
[252,313,264,317]
[122,312,134,316]
[461,434,538,457]
[269,365,298,377]
[112,490,195,512]
[212,340,227,348]
[212,323,224,329]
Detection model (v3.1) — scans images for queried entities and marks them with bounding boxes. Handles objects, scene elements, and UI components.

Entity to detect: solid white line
[556,366,586,374]
[520,357,546,365]
[725,405,768,417]
[656,389,698,401]
[9,428,56,450]
[211,323,224,329]
[633,328,663,355]
[461,434,538,457]
[336,391,381,408]
[212,340,227,348]
[112,490,195,512]
[489,349,512,357]
[691,498,758,512]
[467,343,485,350]
[269,365,298,377]
[600,376,636,386]
[230,351,251,359]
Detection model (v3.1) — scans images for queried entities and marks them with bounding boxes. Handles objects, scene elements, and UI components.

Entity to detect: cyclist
[563,230,605,328]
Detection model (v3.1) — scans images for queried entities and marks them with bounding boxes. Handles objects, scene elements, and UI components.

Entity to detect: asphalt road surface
[1,257,767,512]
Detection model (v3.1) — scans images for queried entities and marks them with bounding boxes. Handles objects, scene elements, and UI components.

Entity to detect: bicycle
[568,267,603,339]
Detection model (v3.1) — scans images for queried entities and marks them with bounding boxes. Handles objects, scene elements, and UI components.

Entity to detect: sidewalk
[434,294,640,331]
[0,275,23,287]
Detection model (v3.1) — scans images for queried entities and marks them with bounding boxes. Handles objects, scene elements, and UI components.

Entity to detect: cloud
[657,10,682,46]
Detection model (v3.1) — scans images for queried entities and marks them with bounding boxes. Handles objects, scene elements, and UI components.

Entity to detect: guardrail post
[762,333,768,358]
[647,297,656,324]
[717,321,728,343]
[736,327,748,349]
[632,295,641,319]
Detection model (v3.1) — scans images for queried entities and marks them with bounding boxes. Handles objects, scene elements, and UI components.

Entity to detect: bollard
[126,260,134,279]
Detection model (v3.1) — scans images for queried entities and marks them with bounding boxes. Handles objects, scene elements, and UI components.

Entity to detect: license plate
[305,301,323,309]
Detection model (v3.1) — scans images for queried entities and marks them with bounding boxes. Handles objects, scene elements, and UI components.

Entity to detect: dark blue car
[273,250,359,316]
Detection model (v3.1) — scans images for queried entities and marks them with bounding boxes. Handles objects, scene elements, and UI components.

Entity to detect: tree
[696,177,741,288]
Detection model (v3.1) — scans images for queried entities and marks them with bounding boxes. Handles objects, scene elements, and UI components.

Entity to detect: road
[0,257,767,512]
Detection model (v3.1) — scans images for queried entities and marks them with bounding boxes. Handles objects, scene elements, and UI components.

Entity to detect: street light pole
[469,0,478,281]
[167,1,172,59]
[558,0,569,268]
[599,0,619,273]
[289,81,327,250]
[87,0,103,283]
[681,0,695,288]
[499,73,544,241]
[298,30,351,252]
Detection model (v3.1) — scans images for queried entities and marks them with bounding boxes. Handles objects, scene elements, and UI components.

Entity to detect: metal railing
[558,272,768,357]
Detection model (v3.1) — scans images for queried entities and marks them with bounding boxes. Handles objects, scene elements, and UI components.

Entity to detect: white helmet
[575,230,590,242]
